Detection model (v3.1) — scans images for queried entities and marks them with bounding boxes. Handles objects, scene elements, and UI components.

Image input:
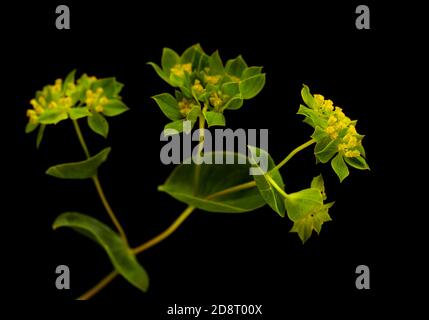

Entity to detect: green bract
[298,85,369,182]
[149,44,266,133]
[25,70,128,144]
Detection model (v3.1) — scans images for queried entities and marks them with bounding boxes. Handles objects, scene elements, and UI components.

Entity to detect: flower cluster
[149,44,266,133]
[25,70,128,143]
[298,85,369,182]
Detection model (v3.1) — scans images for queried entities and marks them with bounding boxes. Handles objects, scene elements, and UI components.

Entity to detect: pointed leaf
[331,153,349,182]
[69,107,91,120]
[36,124,46,149]
[38,109,68,124]
[25,122,39,134]
[225,55,248,78]
[285,188,323,221]
[46,147,111,179]
[152,93,182,121]
[315,139,338,163]
[204,110,225,127]
[158,152,265,213]
[248,146,286,217]
[242,66,263,79]
[239,74,266,99]
[161,48,180,75]
[102,99,129,117]
[53,212,149,292]
[88,112,109,138]
[344,156,370,170]
[147,62,170,84]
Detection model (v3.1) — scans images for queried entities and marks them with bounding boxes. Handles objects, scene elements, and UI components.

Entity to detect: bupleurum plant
[25,44,369,299]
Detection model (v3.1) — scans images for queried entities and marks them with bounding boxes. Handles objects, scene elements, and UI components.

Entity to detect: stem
[77,271,118,300]
[77,179,259,300]
[193,104,208,192]
[72,119,128,244]
[92,175,128,244]
[133,206,195,254]
[272,138,316,172]
[72,119,90,158]
[266,174,289,199]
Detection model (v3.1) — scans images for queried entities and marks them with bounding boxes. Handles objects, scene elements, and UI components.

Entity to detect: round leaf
[158,152,265,213]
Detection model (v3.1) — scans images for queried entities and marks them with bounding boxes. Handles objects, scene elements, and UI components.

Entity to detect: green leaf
[158,152,265,213]
[180,44,198,64]
[344,156,369,170]
[161,48,180,76]
[25,122,39,134]
[147,62,170,84]
[38,109,68,124]
[88,112,109,138]
[301,84,315,109]
[92,78,116,98]
[248,146,286,217]
[186,105,201,123]
[102,99,129,117]
[225,55,248,78]
[203,110,225,127]
[223,97,243,110]
[239,74,266,99]
[208,50,224,74]
[331,153,349,182]
[114,81,124,96]
[36,124,46,149]
[290,202,333,243]
[242,66,263,79]
[163,119,185,136]
[152,93,182,121]
[315,139,338,163]
[53,212,149,292]
[285,188,323,222]
[311,174,327,200]
[221,81,240,97]
[69,107,91,120]
[46,147,111,179]
[64,69,76,91]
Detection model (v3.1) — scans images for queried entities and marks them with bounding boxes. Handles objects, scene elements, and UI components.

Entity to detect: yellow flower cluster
[170,63,192,77]
[178,98,193,117]
[314,94,362,158]
[191,79,205,95]
[85,87,110,113]
[209,92,223,109]
[26,79,73,124]
[204,74,221,85]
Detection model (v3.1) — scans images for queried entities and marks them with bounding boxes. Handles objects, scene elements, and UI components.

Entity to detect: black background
[2,0,419,315]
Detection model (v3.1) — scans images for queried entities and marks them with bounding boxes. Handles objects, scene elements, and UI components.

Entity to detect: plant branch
[76,179,259,300]
[266,174,289,199]
[77,271,118,300]
[272,138,316,172]
[72,119,128,244]
[132,206,195,254]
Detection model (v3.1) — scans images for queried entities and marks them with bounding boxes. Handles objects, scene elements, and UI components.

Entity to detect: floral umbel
[148,44,266,134]
[26,70,129,146]
[298,84,369,182]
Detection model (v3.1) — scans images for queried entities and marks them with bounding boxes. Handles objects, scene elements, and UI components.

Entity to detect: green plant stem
[266,174,289,199]
[72,119,128,244]
[77,271,118,300]
[272,138,316,172]
[133,206,195,254]
[194,104,208,192]
[76,179,259,300]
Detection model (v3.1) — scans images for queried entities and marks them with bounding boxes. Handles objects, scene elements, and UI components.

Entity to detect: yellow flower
[95,105,104,113]
[204,74,221,85]
[209,92,223,109]
[178,98,192,117]
[192,79,205,94]
[171,63,192,77]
